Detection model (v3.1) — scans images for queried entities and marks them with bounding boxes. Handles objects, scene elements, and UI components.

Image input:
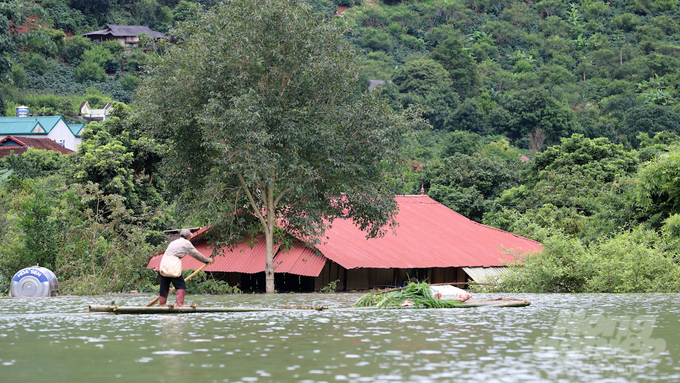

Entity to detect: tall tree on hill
[430,37,482,100]
[137,0,420,293]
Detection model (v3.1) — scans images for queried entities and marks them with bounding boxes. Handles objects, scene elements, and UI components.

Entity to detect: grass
[353,282,463,308]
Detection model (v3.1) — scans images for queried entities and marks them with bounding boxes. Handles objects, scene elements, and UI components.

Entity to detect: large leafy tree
[501,88,579,146]
[70,102,170,233]
[137,0,419,293]
[484,134,640,241]
[430,37,482,100]
[422,151,524,222]
[389,59,458,131]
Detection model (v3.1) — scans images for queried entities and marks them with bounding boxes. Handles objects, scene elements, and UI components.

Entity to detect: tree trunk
[265,185,276,293]
[265,224,275,293]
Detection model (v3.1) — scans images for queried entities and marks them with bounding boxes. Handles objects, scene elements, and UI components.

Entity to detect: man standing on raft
[158,228,214,307]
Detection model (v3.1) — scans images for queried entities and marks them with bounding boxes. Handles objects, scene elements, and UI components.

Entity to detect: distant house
[0,136,74,159]
[80,101,112,122]
[148,195,542,292]
[0,115,84,152]
[82,24,168,48]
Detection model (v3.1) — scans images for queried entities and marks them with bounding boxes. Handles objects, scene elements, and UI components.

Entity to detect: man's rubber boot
[176,289,186,307]
[159,296,167,306]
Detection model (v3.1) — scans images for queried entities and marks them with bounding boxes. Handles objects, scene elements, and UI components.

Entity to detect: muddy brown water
[1,293,680,382]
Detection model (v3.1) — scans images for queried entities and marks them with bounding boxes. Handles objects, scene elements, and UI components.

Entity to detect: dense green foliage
[183,270,242,294]
[475,227,680,293]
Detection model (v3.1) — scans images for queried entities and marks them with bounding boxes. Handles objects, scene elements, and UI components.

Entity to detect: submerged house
[147,195,542,291]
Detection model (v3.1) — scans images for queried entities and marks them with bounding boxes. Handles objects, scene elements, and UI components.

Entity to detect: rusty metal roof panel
[314,195,542,269]
[274,242,327,277]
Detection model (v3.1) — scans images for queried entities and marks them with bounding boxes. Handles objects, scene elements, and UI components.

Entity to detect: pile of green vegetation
[184,270,242,295]
[354,282,463,308]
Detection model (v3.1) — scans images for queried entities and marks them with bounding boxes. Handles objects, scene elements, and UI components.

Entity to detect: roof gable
[68,124,85,137]
[0,135,74,158]
[0,136,27,147]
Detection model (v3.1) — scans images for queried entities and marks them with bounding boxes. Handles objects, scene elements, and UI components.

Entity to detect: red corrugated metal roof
[147,195,541,275]
[313,195,541,269]
[148,235,280,274]
[274,241,327,277]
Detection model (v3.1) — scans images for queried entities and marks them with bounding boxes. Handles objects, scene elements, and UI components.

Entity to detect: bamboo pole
[90,305,283,314]
[146,262,210,307]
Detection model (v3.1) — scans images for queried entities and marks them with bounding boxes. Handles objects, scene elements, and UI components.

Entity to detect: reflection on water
[1,293,680,382]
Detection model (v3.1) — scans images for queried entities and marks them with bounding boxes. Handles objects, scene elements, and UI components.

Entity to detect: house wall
[206,264,471,292]
[46,120,78,151]
[313,261,470,291]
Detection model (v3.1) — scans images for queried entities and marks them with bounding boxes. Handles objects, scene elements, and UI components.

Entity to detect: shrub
[61,36,93,64]
[75,60,107,82]
[57,183,164,295]
[42,0,87,33]
[612,13,639,32]
[80,46,117,73]
[124,49,148,72]
[120,74,141,91]
[25,54,51,75]
[476,228,680,293]
[22,29,62,57]
[360,28,394,52]
[11,65,27,89]
[103,40,125,56]
[587,229,680,292]
[184,270,242,294]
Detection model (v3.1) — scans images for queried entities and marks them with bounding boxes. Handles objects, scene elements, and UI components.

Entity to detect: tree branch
[238,173,268,229]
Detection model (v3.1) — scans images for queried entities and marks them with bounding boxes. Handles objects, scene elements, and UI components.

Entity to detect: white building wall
[46,120,78,151]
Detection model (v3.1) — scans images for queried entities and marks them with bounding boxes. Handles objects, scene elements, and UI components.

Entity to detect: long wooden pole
[146,262,210,307]
[91,305,283,314]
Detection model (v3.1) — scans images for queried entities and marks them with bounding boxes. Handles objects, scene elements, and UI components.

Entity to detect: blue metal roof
[0,116,65,135]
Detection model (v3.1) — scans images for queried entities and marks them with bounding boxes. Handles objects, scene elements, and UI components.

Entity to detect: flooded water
[1,293,680,382]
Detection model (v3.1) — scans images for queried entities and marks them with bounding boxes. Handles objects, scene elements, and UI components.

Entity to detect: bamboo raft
[88,304,326,314]
[88,299,529,315]
[353,298,531,309]
[451,298,531,308]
